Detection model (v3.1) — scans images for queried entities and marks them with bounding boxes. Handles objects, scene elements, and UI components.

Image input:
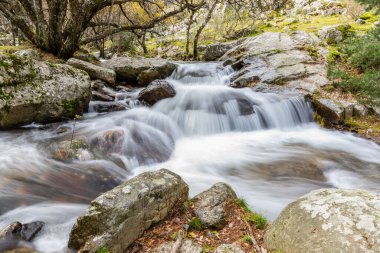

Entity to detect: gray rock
[68,169,189,253]
[192,183,237,229]
[49,137,93,162]
[265,188,380,253]
[67,58,116,85]
[0,53,91,129]
[138,80,176,106]
[313,98,344,124]
[356,19,366,24]
[313,98,356,124]
[215,244,245,253]
[102,56,177,86]
[353,104,369,117]
[204,40,241,61]
[0,221,44,242]
[221,32,325,93]
[153,239,202,253]
[318,25,351,44]
[92,129,126,154]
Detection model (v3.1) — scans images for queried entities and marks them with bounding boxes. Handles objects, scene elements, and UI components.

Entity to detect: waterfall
[0,62,379,252]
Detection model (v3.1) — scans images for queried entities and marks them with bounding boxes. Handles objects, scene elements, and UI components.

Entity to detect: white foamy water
[0,62,379,252]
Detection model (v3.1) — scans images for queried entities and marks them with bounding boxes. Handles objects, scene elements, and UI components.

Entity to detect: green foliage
[170,232,178,240]
[237,198,252,213]
[245,213,267,230]
[96,247,111,253]
[242,234,253,244]
[328,24,380,106]
[202,245,214,253]
[189,217,203,230]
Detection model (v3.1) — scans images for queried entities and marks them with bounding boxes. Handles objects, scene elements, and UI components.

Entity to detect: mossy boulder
[0,52,91,129]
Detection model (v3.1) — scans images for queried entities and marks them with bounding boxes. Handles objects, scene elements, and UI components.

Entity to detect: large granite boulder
[138,80,176,106]
[265,188,380,253]
[67,58,116,85]
[68,169,189,253]
[221,31,327,96]
[102,57,177,86]
[192,183,237,229]
[0,52,91,129]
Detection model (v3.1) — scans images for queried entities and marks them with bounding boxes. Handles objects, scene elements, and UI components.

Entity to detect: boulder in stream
[102,56,177,86]
[0,221,44,242]
[138,80,176,106]
[68,169,189,253]
[67,58,116,85]
[265,188,380,253]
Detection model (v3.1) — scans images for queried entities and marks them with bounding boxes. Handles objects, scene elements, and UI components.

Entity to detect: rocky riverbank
[1,169,378,253]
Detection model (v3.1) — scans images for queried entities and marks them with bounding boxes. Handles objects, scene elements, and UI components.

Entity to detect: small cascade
[0,62,379,252]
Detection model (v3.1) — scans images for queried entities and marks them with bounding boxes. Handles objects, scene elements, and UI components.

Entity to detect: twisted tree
[0,0,196,58]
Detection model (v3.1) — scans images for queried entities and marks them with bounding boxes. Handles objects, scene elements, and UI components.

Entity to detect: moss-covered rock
[0,52,91,129]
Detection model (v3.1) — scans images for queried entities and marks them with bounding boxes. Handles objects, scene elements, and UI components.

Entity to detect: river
[0,62,379,252]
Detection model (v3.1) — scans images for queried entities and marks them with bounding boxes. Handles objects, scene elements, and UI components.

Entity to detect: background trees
[0,0,193,58]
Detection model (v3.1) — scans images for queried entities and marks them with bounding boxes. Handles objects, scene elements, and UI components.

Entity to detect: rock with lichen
[265,188,380,253]
[0,52,91,129]
[192,183,237,229]
[68,169,189,253]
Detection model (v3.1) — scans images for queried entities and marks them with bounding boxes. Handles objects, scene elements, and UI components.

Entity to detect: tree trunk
[186,11,195,58]
[193,2,218,60]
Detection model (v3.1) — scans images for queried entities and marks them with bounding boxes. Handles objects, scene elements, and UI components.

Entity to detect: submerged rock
[192,183,237,229]
[0,52,91,129]
[68,169,189,253]
[102,56,176,86]
[265,188,380,253]
[67,58,116,85]
[0,221,44,242]
[92,129,125,154]
[138,80,176,106]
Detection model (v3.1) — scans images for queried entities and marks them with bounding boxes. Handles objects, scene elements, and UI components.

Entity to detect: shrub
[189,217,203,230]
[328,24,380,106]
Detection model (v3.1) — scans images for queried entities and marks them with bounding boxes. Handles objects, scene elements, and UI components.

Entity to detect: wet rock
[138,80,176,106]
[67,58,116,85]
[215,244,245,253]
[318,25,351,44]
[92,91,114,102]
[50,137,93,162]
[4,248,37,253]
[68,169,189,253]
[0,53,91,129]
[90,102,128,113]
[192,183,237,229]
[265,188,380,253]
[0,221,44,242]
[153,239,202,253]
[92,129,125,154]
[102,56,176,86]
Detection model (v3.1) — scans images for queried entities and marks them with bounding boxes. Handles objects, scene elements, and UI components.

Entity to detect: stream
[1,62,380,252]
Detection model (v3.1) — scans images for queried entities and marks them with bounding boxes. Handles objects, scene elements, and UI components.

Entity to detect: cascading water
[0,62,380,252]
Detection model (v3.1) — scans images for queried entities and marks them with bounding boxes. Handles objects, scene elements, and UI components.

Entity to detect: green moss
[202,245,214,253]
[96,247,111,253]
[237,198,252,213]
[62,99,80,117]
[245,213,267,230]
[360,12,374,20]
[189,217,203,230]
